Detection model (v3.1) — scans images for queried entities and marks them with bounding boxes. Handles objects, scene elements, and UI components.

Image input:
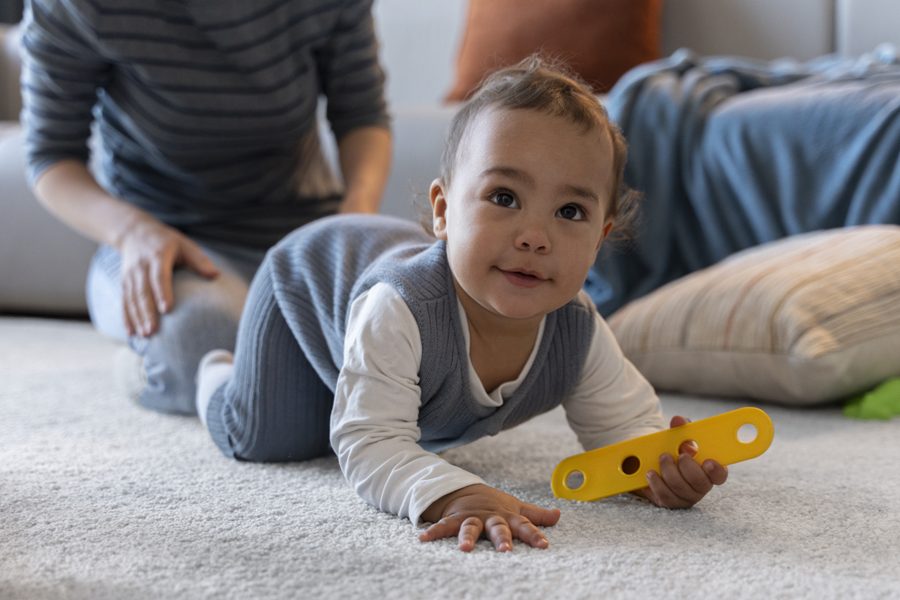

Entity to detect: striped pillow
[608,226,900,405]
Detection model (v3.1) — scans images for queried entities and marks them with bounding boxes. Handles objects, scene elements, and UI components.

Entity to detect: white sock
[195,349,235,428]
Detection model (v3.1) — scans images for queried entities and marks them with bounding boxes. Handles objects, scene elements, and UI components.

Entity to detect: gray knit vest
[268,214,595,453]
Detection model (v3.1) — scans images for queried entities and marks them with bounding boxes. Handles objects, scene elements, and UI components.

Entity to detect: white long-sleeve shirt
[330,283,664,525]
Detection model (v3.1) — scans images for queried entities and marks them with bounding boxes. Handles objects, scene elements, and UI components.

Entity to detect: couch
[1,0,898,315]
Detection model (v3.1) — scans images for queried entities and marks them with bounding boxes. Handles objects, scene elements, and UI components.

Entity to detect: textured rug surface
[2,317,899,599]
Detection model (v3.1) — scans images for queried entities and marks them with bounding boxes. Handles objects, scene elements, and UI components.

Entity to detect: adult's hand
[117,217,219,337]
[32,160,219,337]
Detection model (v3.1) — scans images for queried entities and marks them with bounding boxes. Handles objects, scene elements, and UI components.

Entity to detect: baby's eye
[490,191,518,208]
[558,204,586,221]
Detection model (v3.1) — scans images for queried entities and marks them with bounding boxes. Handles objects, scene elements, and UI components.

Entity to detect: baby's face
[431,107,614,323]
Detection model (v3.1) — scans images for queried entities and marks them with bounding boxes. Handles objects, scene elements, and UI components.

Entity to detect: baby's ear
[595,220,614,252]
[429,178,449,240]
[602,221,614,239]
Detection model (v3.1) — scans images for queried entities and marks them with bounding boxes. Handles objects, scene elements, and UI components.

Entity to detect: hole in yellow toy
[565,470,585,490]
[621,455,640,475]
[737,423,758,443]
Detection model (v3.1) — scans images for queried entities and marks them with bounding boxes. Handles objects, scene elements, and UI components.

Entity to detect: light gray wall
[837,0,900,55]
[662,0,835,60]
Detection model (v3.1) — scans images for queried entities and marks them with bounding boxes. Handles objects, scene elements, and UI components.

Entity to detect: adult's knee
[136,271,249,414]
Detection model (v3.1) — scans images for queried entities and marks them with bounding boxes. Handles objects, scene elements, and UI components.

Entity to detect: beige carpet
[2,317,899,599]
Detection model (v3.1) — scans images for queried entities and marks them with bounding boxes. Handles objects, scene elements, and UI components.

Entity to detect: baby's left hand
[635,416,729,509]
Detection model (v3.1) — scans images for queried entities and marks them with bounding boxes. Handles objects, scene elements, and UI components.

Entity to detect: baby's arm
[331,284,484,523]
[332,284,560,551]
[563,295,728,508]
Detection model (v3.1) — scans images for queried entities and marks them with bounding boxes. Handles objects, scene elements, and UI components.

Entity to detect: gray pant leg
[205,257,333,462]
[87,243,264,414]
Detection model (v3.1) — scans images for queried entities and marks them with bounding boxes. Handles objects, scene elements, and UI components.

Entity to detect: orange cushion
[445,0,664,102]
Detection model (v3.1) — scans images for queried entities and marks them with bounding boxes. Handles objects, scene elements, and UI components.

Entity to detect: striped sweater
[21,0,389,248]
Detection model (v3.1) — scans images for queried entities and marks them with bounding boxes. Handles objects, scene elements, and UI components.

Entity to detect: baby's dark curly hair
[434,54,639,240]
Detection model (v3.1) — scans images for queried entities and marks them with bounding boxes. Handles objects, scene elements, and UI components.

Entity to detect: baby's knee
[210,386,334,463]
[232,439,332,464]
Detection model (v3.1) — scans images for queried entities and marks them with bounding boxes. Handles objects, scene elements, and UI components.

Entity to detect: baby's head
[436,56,635,233]
[429,57,638,322]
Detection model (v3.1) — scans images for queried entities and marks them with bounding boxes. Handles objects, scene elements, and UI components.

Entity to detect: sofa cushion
[445,0,663,101]
[608,226,900,405]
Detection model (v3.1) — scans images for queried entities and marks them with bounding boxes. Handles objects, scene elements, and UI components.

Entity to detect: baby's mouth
[499,268,548,288]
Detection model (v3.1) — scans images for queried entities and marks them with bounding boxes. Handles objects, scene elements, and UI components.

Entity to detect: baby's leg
[201,258,333,462]
[87,243,261,414]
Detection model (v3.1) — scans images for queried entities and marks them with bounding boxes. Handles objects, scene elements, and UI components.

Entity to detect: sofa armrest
[0,125,97,315]
[0,24,22,122]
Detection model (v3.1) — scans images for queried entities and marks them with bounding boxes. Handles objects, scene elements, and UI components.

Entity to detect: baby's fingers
[484,516,513,552]
[457,517,484,552]
[646,470,690,508]
[519,503,561,527]
[649,454,699,508]
[702,460,729,485]
[670,416,700,456]
[419,516,462,543]
[509,516,550,549]
[669,415,690,428]
[676,454,715,496]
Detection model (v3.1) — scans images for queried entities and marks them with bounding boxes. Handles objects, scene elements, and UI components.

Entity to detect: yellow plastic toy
[551,407,774,501]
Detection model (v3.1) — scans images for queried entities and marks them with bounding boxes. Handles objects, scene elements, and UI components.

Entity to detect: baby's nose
[515,225,551,252]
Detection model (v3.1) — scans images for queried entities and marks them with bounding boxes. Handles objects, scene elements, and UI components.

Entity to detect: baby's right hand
[418,484,560,552]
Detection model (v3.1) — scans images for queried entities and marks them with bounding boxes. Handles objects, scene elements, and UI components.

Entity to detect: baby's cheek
[571,251,598,281]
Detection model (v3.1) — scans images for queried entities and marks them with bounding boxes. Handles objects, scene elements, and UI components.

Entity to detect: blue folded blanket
[588,47,900,315]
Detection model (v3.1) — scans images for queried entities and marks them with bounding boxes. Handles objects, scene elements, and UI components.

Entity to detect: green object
[843,378,900,420]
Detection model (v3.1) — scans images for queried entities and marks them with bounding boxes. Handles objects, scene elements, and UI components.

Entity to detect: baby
[195,57,728,553]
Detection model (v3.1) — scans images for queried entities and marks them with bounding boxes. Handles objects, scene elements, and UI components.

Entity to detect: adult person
[20,0,392,414]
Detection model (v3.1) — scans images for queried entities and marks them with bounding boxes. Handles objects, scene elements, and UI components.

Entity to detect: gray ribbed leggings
[204,256,335,462]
